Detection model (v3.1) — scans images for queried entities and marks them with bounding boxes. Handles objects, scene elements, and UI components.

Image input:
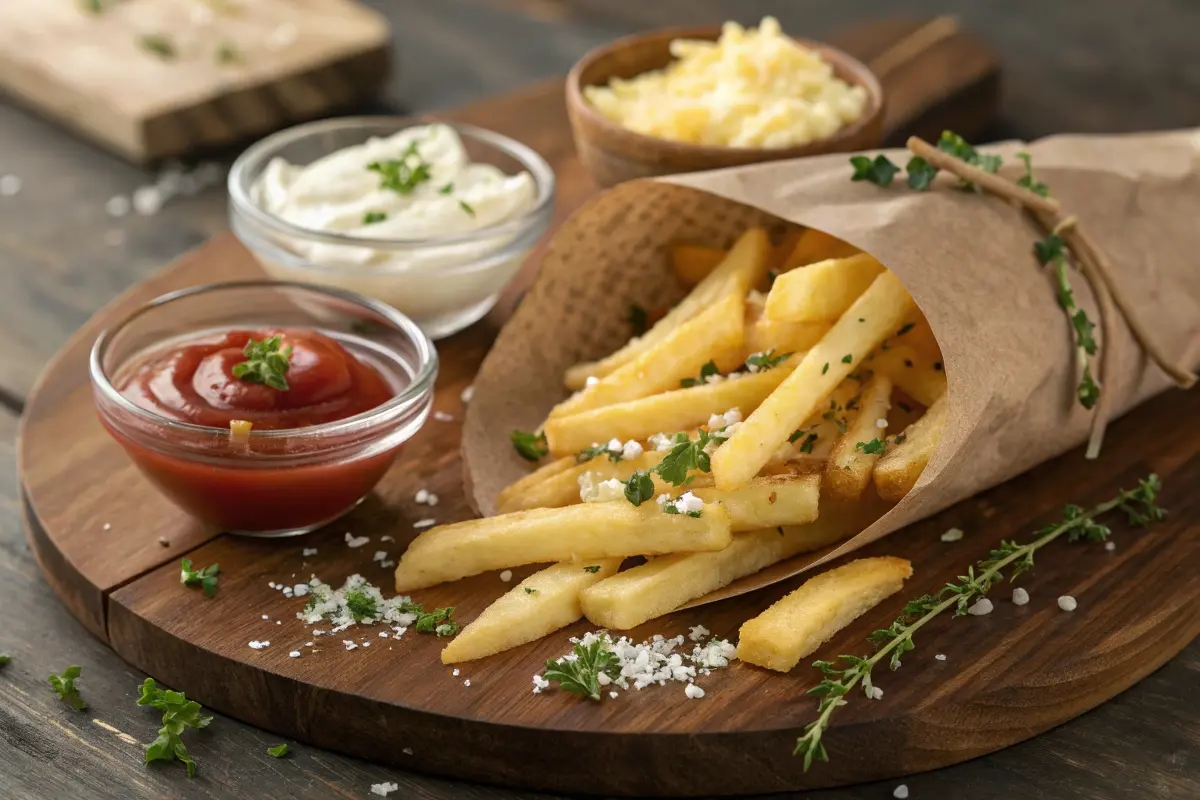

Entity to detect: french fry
[544,363,796,456]
[892,312,941,362]
[770,378,862,466]
[394,502,733,591]
[690,474,819,531]
[868,344,946,407]
[781,228,860,271]
[744,305,829,358]
[564,227,771,389]
[764,254,883,322]
[580,496,887,630]
[549,293,745,419]
[873,394,947,501]
[497,450,667,513]
[825,374,894,501]
[441,558,622,663]
[737,556,913,672]
[495,456,576,512]
[713,271,916,490]
[671,243,727,287]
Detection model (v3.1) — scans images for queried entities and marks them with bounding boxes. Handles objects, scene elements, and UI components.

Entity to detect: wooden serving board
[0,0,390,163]
[21,18,1198,797]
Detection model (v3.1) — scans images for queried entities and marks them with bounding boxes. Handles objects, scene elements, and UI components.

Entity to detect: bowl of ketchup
[90,281,438,536]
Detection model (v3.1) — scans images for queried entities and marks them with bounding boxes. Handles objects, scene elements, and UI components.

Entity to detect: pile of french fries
[395,226,945,667]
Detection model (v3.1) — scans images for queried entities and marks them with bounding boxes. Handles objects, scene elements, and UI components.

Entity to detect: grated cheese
[249,641,270,650]
[940,528,964,542]
[370,782,400,797]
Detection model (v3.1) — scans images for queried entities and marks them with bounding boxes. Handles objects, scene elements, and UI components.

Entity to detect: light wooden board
[0,0,390,163]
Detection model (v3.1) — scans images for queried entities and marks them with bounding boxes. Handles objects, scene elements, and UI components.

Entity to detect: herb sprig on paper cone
[850,132,1197,458]
[793,474,1166,770]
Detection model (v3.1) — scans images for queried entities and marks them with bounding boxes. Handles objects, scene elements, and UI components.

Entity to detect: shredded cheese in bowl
[584,17,868,149]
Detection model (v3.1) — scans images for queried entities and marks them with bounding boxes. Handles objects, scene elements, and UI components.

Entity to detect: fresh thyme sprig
[1036,233,1100,408]
[543,635,620,701]
[793,474,1165,770]
[510,429,548,461]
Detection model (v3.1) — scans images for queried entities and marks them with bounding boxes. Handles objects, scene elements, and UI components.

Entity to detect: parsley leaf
[139,34,176,60]
[623,470,655,506]
[656,430,721,486]
[1035,233,1067,266]
[524,587,538,595]
[788,429,806,444]
[49,665,87,711]
[231,335,292,391]
[856,438,889,455]
[458,199,476,217]
[267,744,289,758]
[543,636,620,701]
[905,156,939,191]
[138,678,212,778]
[680,359,720,388]
[343,588,379,622]
[937,130,1002,189]
[628,304,649,335]
[1078,364,1101,409]
[841,353,853,364]
[363,211,388,225]
[1073,310,1098,356]
[798,432,819,454]
[850,155,900,186]
[439,182,454,195]
[414,607,459,637]
[745,349,792,371]
[180,558,220,598]
[0,653,9,668]
[510,429,548,461]
[1016,152,1050,197]
[583,565,602,573]
[821,363,829,375]
[367,142,433,195]
[576,443,622,464]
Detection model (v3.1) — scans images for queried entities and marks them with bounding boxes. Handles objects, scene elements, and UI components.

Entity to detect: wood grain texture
[0,0,390,162]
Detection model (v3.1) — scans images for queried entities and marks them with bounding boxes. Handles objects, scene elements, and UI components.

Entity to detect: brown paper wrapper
[463,129,1200,604]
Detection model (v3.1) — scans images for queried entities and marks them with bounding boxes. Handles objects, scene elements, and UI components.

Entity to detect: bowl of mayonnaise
[229,118,555,339]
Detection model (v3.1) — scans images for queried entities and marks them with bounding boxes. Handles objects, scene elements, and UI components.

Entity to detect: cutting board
[0,0,390,163]
[23,19,1195,799]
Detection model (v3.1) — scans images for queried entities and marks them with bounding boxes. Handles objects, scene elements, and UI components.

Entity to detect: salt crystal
[105,195,131,217]
[966,597,993,616]
[684,683,705,699]
[289,651,301,658]
[370,783,400,797]
[345,534,370,548]
[463,679,471,687]
[1058,595,1078,612]
[413,519,436,529]
[940,527,964,542]
[893,785,909,799]
[433,411,453,422]
[249,641,270,650]
[609,690,619,699]
[499,570,513,582]
[1012,587,1030,606]
[1105,541,1116,552]
[934,653,946,661]
[460,385,474,403]
[302,548,318,557]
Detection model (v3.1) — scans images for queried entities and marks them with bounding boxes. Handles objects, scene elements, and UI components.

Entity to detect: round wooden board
[18,234,1200,796]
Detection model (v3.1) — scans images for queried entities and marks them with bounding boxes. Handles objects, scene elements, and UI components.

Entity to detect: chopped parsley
[856,438,888,455]
[788,428,806,444]
[362,211,388,225]
[367,141,432,195]
[343,588,380,622]
[583,565,602,574]
[896,322,916,336]
[49,665,87,711]
[458,199,476,217]
[510,429,548,461]
[138,678,212,777]
[849,155,900,187]
[0,654,10,668]
[1016,152,1050,197]
[267,744,289,758]
[439,182,454,195]
[543,636,620,701]
[575,442,622,464]
[841,354,853,364]
[681,360,720,388]
[413,606,459,637]
[936,130,1002,190]
[524,587,538,595]
[139,34,177,60]
[232,335,292,391]
[821,363,829,375]
[745,349,792,371]
[180,559,220,598]
[797,432,819,454]
[623,470,655,506]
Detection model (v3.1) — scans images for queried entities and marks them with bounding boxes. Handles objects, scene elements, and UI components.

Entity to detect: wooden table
[1,2,1197,798]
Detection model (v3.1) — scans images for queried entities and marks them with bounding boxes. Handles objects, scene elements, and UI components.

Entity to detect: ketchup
[105,329,403,533]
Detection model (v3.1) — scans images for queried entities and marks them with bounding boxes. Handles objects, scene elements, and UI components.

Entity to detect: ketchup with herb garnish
[104,328,407,534]
[117,329,394,430]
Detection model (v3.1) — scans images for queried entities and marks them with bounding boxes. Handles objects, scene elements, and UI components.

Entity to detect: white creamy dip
[245,124,545,337]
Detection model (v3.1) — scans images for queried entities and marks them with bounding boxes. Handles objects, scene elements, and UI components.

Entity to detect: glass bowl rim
[89,280,439,442]
[228,117,557,251]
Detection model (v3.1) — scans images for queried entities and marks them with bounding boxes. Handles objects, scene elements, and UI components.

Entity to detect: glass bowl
[228,117,557,340]
[90,281,438,537]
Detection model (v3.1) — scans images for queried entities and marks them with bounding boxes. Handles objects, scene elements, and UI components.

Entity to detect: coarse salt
[499,570,513,582]
[413,519,436,529]
[373,551,388,562]
[688,625,710,642]
[415,489,429,504]
[345,533,370,548]
[380,535,394,542]
[433,411,453,422]
[249,641,270,650]
[1105,541,1116,551]
[102,523,112,531]
[966,598,993,616]
[609,691,619,699]
[302,548,318,557]
[934,653,946,661]
[402,747,414,756]
[1058,595,1078,612]
[452,668,460,677]
[876,417,888,428]
[893,785,909,799]
[463,679,471,687]
[344,640,358,651]
[370,782,400,797]
[289,651,301,658]
[684,683,705,699]
[940,527,964,542]
[1012,587,1030,606]
[460,385,473,403]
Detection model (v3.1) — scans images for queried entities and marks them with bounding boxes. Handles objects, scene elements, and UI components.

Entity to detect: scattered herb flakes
[576,442,621,464]
[510,429,548,461]
[623,470,655,506]
[524,587,538,595]
[798,433,819,454]
[1035,233,1067,267]
[367,142,432,195]
[180,559,220,598]
[232,335,292,391]
[413,607,459,637]
[855,438,888,455]
[267,743,289,758]
[0,653,10,668]
[215,41,241,65]
[894,432,908,445]
[583,565,602,574]
[745,349,791,371]
[49,666,87,711]
[680,360,720,388]
[138,678,212,778]
[788,429,805,444]
[896,323,915,336]
[821,363,829,375]
[458,199,476,217]
[362,211,388,225]
[543,635,621,701]
[1016,152,1050,197]
[841,354,853,364]
[439,182,454,195]
[139,34,177,60]
[849,154,900,187]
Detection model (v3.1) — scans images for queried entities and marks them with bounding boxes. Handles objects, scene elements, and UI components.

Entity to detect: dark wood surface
[2,1,1199,799]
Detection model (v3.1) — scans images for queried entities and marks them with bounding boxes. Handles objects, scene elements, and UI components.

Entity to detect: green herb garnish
[139,34,177,60]
[849,155,900,187]
[343,588,379,622]
[623,470,655,506]
[232,335,292,391]
[267,744,289,758]
[524,587,537,595]
[459,199,475,217]
[681,360,720,388]
[215,41,241,65]
[180,559,220,598]
[583,565,602,574]
[855,438,888,455]
[49,666,87,711]
[905,156,938,191]
[797,433,819,454]
[576,442,622,464]
[138,678,213,777]
[0,654,10,668]
[1015,152,1050,197]
[746,349,792,371]
[367,142,432,195]
[414,607,459,637]
[841,354,853,364]
[362,211,388,225]
[821,363,829,375]
[794,474,1165,770]
[543,636,620,701]
[510,429,548,461]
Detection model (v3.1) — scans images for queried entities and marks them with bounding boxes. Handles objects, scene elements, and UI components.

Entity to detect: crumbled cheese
[460,385,474,403]
[704,372,726,385]
[966,598,993,616]
[606,437,623,453]
[289,651,301,658]
[656,493,670,506]
[688,625,710,642]
[649,432,676,451]
[373,551,388,562]
[452,668,460,677]
[621,440,644,460]
[707,408,742,430]
[249,641,270,650]
[609,691,619,699]
[934,653,946,661]
[893,785,909,800]
[380,535,394,542]
[413,519,436,529]
[0,175,21,196]
[1057,595,1078,612]
[1105,541,1116,552]
[684,683,705,699]
[499,570,513,583]
[302,548,318,557]
[433,411,454,422]
[293,584,309,597]
[940,527,964,542]
[532,675,551,694]
[875,417,889,428]
[370,782,400,797]
[663,491,704,515]
[595,478,625,502]
[379,631,389,638]
[105,195,131,217]
[345,533,370,548]
[1012,587,1030,606]
[344,640,358,651]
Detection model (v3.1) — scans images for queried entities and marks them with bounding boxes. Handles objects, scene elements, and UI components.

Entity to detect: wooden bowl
[566,25,885,188]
